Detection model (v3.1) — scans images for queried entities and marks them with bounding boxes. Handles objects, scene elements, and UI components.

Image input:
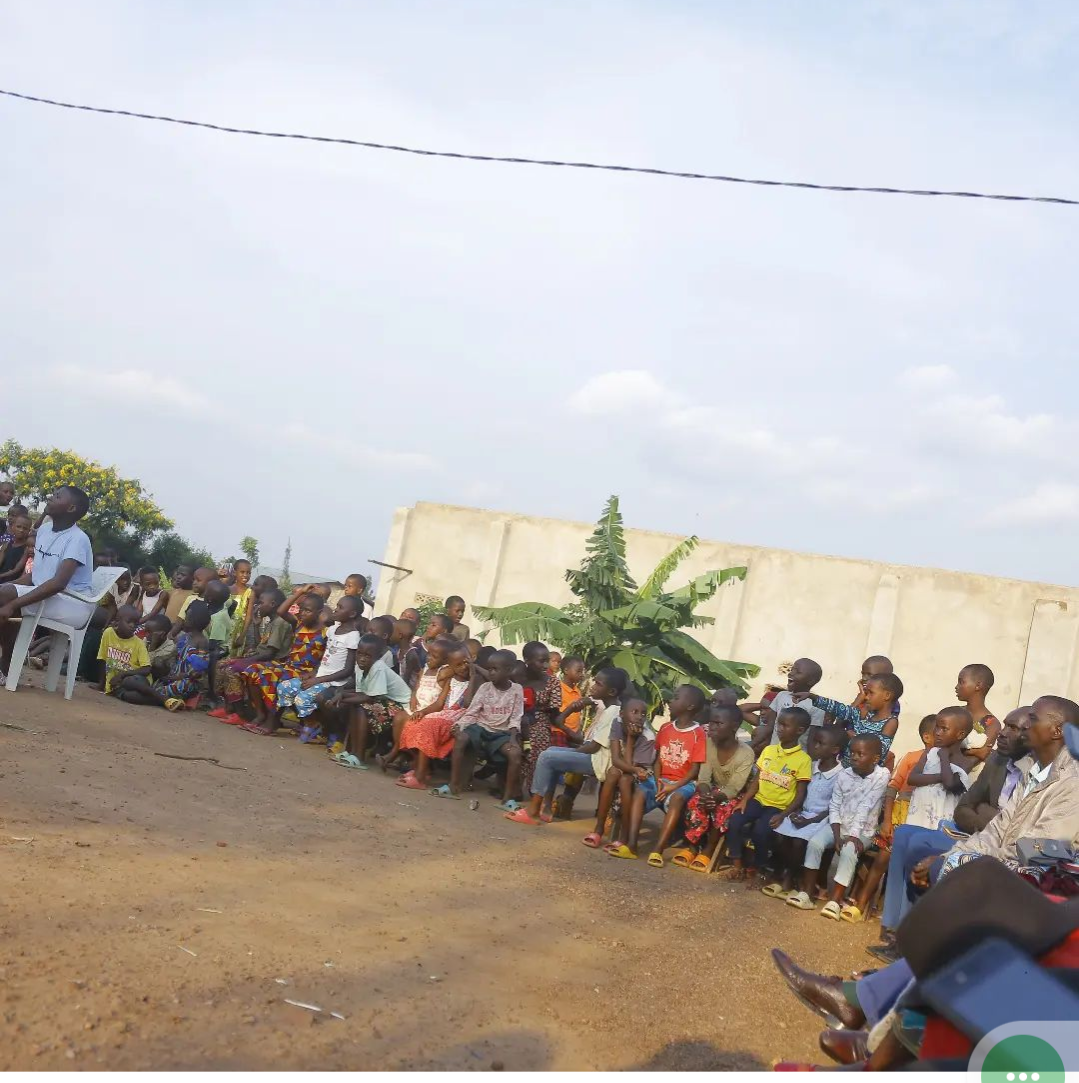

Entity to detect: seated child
[228,573,277,656]
[0,511,33,584]
[841,655,897,722]
[202,579,235,709]
[333,633,413,766]
[955,663,1000,766]
[143,613,177,679]
[786,734,889,918]
[115,600,211,710]
[210,588,292,725]
[266,595,362,741]
[615,684,708,865]
[241,590,328,735]
[465,638,481,661]
[806,673,903,765]
[396,643,477,788]
[519,641,564,796]
[507,666,629,826]
[430,649,523,803]
[96,604,151,694]
[679,704,756,871]
[103,568,142,615]
[173,567,217,628]
[723,707,813,881]
[380,636,455,769]
[587,695,654,850]
[748,659,826,754]
[399,613,454,687]
[843,714,937,920]
[765,727,844,900]
[134,566,169,628]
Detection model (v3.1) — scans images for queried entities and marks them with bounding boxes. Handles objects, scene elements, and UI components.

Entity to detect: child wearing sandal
[785,734,888,918]
[266,595,363,741]
[679,704,755,871]
[333,633,415,767]
[764,726,844,901]
[723,707,812,882]
[115,601,212,711]
[616,684,708,865]
[588,695,653,852]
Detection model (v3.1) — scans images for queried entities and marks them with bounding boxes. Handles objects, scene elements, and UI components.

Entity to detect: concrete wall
[374,501,1079,756]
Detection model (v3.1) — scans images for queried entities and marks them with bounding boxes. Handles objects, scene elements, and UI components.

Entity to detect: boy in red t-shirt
[612,684,708,865]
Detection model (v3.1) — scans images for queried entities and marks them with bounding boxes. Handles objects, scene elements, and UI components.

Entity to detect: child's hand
[633,767,650,782]
[879,821,894,843]
[768,813,785,829]
[788,813,807,827]
[841,836,865,856]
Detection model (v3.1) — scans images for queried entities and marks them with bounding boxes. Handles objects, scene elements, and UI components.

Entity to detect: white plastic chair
[4,566,127,700]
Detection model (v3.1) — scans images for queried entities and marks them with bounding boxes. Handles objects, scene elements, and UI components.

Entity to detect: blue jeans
[881,823,952,930]
[725,799,781,870]
[530,748,594,796]
[857,959,915,1026]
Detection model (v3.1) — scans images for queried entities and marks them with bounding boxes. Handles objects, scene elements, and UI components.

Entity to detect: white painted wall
[374,502,1079,755]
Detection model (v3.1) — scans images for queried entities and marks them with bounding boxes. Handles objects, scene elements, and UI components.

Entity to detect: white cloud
[52,364,215,414]
[899,364,957,390]
[986,482,1079,525]
[568,370,682,416]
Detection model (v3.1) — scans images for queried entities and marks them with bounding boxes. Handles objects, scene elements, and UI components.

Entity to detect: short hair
[868,672,904,701]
[851,733,883,756]
[961,663,995,691]
[185,599,212,631]
[347,573,368,590]
[446,642,470,658]
[779,706,812,730]
[710,704,744,728]
[115,603,140,621]
[818,724,848,749]
[358,633,387,653]
[427,613,454,634]
[9,503,28,515]
[146,612,172,631]
[233,558,251,570]
[137,565,158,578]
[679,684,708,712]
[395,617,417,636]
[365,609,391,632]
[60,484,90,518]
[203,579,229,605]
[594,666,629,697]
[261,574,279,589]
[796,657,823,685]
[262,587,286,608]
[476,645,498,667]
[562,654,585,668]
[522,641,548,660]
[862,655,893,672]
[938,706,974,735]
[1035,695,1079,728]
[445,595,465,608]
[918,714,938,737]
[490,648,516,666]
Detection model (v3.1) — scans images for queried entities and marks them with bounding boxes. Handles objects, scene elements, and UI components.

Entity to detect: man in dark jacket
[951,707,1033,836]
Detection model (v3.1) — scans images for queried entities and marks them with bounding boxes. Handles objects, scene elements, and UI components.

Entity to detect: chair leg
[65,627,85,700]
[44,631,68,693]
[4,617,38,692]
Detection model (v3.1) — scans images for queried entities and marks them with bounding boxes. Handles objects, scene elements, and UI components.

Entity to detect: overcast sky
[3,0,1079,587]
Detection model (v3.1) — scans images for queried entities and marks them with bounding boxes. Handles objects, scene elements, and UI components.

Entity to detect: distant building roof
[255,566,344,587]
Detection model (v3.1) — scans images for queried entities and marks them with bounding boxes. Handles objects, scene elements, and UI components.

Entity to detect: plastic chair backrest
[64,565,128,607]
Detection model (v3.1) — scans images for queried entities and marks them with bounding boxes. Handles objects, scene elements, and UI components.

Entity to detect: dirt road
[0,679,878,1070]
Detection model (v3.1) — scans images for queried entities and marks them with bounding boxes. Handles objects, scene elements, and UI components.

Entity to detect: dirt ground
[0,678,880,1071]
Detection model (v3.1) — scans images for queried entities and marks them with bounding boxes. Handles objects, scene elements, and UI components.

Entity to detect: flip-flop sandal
[607,844,638,860]
[299,724,320,743]
[646,852,665,868]
[495,800,521,813]
[761,882,788,898]
[332,752,367,770]
[582,833,603,848]
[164,698,185,712]
[395,775,426,790]
[602,841,623,854]
[222,714,246,726]
[538,811,554,824]
[690,854,711,872]
[840,904,865,924]
[671,848,695,868]
[243,722,275,736]
[786,891,817,911]
[505,808,541,825]
[429,784,460,799]
[820,901,843,920]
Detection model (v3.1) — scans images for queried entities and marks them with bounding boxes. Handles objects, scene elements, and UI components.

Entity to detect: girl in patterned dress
[379,637,454,771]
[241,590,326,733]
[520,641,563,798]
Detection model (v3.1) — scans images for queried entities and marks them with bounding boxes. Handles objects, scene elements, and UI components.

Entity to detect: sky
[3,0,1079,587]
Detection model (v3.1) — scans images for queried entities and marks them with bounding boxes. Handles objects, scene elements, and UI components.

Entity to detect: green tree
[472,496,759,713]
[280,537,293,593]
[239,536,260,568]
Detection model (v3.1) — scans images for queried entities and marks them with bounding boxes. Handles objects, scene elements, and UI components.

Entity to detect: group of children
[0,481,1006,931]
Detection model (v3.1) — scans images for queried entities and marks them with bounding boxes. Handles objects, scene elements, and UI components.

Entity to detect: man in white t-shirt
[0,485,96,682]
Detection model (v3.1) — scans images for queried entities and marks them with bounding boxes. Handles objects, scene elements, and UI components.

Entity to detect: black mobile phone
[919,936,1079,1042]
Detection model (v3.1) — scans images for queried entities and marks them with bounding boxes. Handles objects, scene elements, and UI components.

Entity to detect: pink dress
[400,676,470,760]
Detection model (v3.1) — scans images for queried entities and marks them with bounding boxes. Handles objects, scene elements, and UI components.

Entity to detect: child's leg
[799,824,834,894]
[413,750,433,786]
[851,847,891,912]
[612,774,635,843]
[501,741,523,803]
[829,838,868,903]
[724,800,762,872]
[449,730,475,794]
[119,675,170,708]
[745,803,779,874]
[379,710,411,769]
[593,767,624,835]
[651,791,690,855]
[625,784,649,855]
[346,706,373,760]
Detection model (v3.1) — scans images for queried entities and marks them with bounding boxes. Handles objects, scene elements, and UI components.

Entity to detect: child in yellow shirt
[96,605,151,694]
[722,707,812,882]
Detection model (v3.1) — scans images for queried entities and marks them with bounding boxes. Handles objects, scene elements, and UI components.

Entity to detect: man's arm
[953,762,997,834]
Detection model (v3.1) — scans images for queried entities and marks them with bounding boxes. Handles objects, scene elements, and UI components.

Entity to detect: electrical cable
[2,87,1075,206]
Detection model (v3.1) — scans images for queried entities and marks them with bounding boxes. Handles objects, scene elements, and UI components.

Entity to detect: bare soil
[0,679,878,1071]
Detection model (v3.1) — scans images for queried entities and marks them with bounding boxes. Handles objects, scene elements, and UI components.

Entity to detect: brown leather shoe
[770,949,867,1030]
[819,1028,869,1065]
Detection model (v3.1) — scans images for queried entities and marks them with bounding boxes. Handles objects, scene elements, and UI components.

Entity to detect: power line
[3,86,1076,207]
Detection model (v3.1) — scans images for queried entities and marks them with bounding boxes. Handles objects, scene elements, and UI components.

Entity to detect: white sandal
[786,890,817,911]
[820,900,843,920]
